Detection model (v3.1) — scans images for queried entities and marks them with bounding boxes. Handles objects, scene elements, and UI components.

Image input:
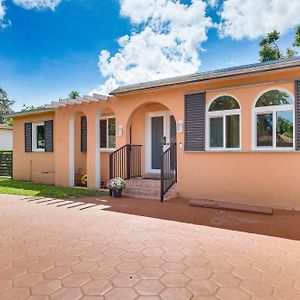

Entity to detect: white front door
[145,111,174,173]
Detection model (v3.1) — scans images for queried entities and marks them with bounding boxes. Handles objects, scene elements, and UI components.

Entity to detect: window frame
[32,122,45,152]
[206,95,241,151]
[252,89,295,151]
[99,116,116,152]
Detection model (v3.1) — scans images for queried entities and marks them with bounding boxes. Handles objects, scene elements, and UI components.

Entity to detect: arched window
[207,96,240,149]
[253,89,294,149]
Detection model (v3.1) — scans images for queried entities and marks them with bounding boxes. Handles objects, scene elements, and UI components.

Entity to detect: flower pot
[112,189,122,198]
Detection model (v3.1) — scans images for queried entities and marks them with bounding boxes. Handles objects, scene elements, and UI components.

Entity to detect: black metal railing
[160,143,177,202]
[0,150,13,178]
[109,144,142,180]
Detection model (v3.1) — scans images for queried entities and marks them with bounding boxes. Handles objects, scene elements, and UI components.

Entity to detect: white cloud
[1,0,60,29]
[94,0,213,95]
[207,0,218,8]
[219,0,300,40]
[13,0,61,10]
[0,0,6,25]
[0,0,11,29]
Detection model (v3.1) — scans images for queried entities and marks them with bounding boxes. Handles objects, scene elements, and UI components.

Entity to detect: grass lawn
[0,178,108,198]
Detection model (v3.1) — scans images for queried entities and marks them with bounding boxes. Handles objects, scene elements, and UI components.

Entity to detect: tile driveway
[0,194,300,300]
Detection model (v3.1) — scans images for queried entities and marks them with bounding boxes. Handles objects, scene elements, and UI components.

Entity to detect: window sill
[32,149,45,153]
[100,148,116,153]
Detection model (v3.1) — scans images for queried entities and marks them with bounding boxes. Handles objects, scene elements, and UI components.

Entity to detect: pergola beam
[92,93,108,101]
[45,93,109,108]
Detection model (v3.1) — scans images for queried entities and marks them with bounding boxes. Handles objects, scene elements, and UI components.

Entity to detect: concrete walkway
[0,194,299,299]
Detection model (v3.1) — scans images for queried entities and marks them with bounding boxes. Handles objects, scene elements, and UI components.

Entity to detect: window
[32,122,45,152]
[253,90,294,150]
[100,117,116,149]
[207,96,240,150]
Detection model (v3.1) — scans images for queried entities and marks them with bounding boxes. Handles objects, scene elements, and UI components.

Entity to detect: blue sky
[0,0,299,111]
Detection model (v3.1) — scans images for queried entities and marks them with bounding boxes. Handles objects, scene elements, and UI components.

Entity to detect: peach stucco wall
[13,112,55,184]
[12,68,300,209]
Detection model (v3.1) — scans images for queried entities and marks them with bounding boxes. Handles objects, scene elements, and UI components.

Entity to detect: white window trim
[252,105,295,151]
[99,116,116,151]
[252,89,295,151]
[32,122,45,152]
[206,95,241,151]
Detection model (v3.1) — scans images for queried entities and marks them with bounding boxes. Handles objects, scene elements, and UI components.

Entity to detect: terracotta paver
[111,273,140,287]
[0,194,300,299]
[62,273,91,287]
[105,287,138,300]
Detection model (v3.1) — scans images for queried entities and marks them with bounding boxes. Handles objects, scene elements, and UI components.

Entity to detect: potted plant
[81,175,87,187]
[107,177,126,197]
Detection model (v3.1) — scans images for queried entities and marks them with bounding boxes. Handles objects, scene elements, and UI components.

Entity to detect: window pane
[256,90,293,107]
[209,96,240,111]
[108,118,116,148]
[210,117,223,147]
[257,113,273,147]
[276,111,293,147]
[100,119,107,148]
[226,115,240,148]
[36,125,45,149]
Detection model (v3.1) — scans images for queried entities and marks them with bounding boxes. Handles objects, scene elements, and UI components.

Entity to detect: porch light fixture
[177,120,184,133]
[117,125,123,137]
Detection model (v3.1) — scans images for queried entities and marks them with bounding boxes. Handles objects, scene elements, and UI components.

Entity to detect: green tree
[0,87,15,125]
[293,26,300,47]
[259,27,300,62]
[69,90,80,99]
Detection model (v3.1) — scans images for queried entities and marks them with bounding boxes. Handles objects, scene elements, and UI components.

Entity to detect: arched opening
[69,111,88,187]
[97,107,116,188]
[126,102,176,176]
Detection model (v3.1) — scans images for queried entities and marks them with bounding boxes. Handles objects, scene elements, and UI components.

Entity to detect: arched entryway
[126,102,177,176]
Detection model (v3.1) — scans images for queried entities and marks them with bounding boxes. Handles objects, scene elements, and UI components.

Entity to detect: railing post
[160,153,164,202]
[109,153,113,196]
[126,145,131,180]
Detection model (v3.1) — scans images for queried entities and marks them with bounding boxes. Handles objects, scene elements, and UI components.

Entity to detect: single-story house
[0,124,13,150]
[8,57,300,209]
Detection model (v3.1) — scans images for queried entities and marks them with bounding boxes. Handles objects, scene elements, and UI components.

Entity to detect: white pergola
[45,93,109,109]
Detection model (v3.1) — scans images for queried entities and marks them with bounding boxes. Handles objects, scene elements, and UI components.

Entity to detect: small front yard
[0,178,108,198]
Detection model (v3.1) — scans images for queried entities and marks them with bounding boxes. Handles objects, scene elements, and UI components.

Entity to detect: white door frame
[145,110,171,173]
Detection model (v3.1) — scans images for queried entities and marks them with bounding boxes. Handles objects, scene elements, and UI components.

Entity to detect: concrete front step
[125,178,161,189]
[123,178,177,200]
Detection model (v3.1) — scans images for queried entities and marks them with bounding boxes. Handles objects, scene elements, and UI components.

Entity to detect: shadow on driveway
[79,196,300,241]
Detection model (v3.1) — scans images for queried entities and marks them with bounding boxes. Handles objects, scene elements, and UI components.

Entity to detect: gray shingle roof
[6,108,54,118]
[110,57,300,95]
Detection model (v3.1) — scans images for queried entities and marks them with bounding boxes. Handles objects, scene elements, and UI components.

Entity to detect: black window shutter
[45,120,53,152]
[24,122,32,152]
[184,92,206,151]
[81,116,87,152]
[295,81,300,150]
[100,119,107,148]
